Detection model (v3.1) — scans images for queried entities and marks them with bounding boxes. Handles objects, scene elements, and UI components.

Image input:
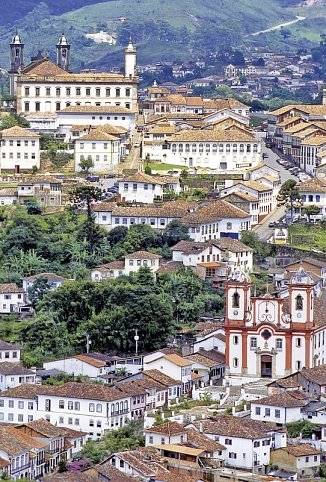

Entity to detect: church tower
[56,34,71,71]
[9,31,24,96]
[289,267,315,327]
[124,39,137,78]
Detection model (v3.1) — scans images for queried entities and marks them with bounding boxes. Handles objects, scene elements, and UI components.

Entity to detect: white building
[12,34,138,113]
[0,363,36,391]
[0,341,21,362]
[300,135,326,175]
[298,177,326,218]
[23,272,72,301]
[57,105,136,136]
[0,284,25,314]
[0,126,40,173]
[165,127,261,171]
[143,353,193,394]
[18,176,62,207]
[187,416,287,472]
[91,250,162,280]
[74,127,120,172]
[0,382,132,440]
[118,172,165,203]
[43,354,108,380]
[251,391,309,425]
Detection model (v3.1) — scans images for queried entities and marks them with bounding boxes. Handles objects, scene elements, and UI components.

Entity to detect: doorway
[261,355,272,378]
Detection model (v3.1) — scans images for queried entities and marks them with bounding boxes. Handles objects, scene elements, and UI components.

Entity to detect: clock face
[233,310,238,315]
[297,313,302,318]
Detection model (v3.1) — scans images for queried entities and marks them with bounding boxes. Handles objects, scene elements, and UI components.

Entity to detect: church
[8,33,138,114]
[225,267,326,382]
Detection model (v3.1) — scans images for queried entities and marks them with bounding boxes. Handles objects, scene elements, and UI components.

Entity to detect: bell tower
[124,39,137,78]
[289,267,314,326]
[56,34,71,71]
[9,31,24,96]
[225,269,251,327]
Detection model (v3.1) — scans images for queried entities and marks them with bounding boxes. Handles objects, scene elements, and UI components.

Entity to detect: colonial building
[10,33,138,114]
[225,267,326,383]
[0,126,40,173]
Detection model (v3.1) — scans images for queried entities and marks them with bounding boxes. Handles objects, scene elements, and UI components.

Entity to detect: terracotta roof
[185,427,225,452]
[114,380,147,397]
[0,188,18,197]
[78,130,119,142]
[121,172,166,185]
[185,352,224,368]
[1,382,129,402]
[0,458,10,469]
[43,473,98,482]
[143,369,180,387]
[0,362,35,376]
[145,421,186,435]
[73,354,107,368]
[112,447,168,477]
[253,391,308,408]
[18,418,67,438]
[95,200,196,218]
[0,340,20,350]
[301,135,326,146]
[236,180,272,192]
[197,349,225,364]
[193,321,224,336]
[299,365,326,385]
[285,258,326,269]
[60,426,88,438]
[60,106,135,114]
[93,260,124,271]
[223,192,257,202]
[0,126,39,138]
[22,58,66,76]
[125,250,161,260]
[18,176,62,185]
[191,415,276,439]
[171,240,211,255]
[155,443,205,456]
[164,354,192,367]
[169,126,256,143]
[182,200,249,226]
[298,177,326,193]
[157,261,183,274]
[96,463,136,481]
[96,124,128,135]
[0,426,47,456]
[0,283,24,294]
[211,237,253,253]
[282,444,321,457]
[277,116,302,127]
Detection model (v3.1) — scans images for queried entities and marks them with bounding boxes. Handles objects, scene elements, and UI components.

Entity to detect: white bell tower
[226,269,251,326]
[124,39,137,79]
[289,267,314,326]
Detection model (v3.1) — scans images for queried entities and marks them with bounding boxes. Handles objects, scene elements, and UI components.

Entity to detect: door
[261,355,272,378]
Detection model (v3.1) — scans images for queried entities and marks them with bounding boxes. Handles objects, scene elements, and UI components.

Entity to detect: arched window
[171,144,176,153]
[199,144,204,153]
[212,143,217,153]
[232,292,240,308]
[316,195,320,203]
[219,144,224,152]
[192,144,197,153]
[185,143,190,153]
[246,144,251,153]
[178,144,183,152]
[227,222,232,230]
[240,144,244,152]
[301,195,306,202]
[96,404,102,413]
[233,144,237,153]
[206,143,210,153]
[295,294,303,311]
[226,144,231,153]
[253,144,258,153]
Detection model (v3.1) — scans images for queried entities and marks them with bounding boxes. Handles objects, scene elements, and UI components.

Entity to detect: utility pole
[134,329,139,356]
[85,333,91,354]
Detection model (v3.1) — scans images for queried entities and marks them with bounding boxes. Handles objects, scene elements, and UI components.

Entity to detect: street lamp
[134,329,139,356]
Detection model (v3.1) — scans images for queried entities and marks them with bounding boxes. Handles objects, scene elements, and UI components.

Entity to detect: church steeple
[124,38,136,78]
[9,31,24,96]
[56,33,71,71]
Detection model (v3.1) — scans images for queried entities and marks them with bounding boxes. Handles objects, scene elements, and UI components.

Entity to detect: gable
[21,59,67,77]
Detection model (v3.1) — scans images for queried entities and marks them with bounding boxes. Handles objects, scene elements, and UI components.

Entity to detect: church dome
[57,34,70,46]
[290,266,314,285]
[11,32,23,45]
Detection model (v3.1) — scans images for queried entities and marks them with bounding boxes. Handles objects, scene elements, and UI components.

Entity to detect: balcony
[110,409,129,417]
[12,463,30,475]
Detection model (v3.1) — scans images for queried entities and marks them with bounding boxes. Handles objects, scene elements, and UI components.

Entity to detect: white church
[8,33,138,114]
[225,267,326,383]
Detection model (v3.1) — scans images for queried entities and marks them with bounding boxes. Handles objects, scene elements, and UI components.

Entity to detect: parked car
[85,175,100,182]
[262,153,269,159]
[134,142,140,148]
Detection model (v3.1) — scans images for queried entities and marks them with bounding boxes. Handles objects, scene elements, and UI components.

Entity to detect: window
[25,87,30,96]
[296,360,301,370]
[255,407,261,415]
[232,292,240,308]
[296,337,302,348]
[0,400,3,407]
[68,401,73,410]
[76,88,81,96]
[305,456,309,463]
[233,358,239,368]
[229,452,237,459]
[68,417,73,425]
[276,338,283,351]
[18,414,23,422]
[275,409,280,418]
[253,441,260,447]
[250,337,257,349]
[295,294,303,311]
[35,102,40,112]
[225,438,232,445]
[35,87,40,97]
[18,401,24,409]
[96,404,102,413]
[56,102,61,111]
[233,335,239,345]
[226,144,230,153]
[56,87,61,97]
[316,195,321,203]
[116,88,121,97]
[8,413,13,421]
[75,401,80,411]
[8,400,14,408]
[28,415,33,422]
[96,88,101,96]
[28,402,33,410]
[75,418,80,426]
[227,222,232,230]
[126,88,131,97]
[265,408,270,417]
[89,403,95,412]
[66,87,71,96]
[24,102,30,112]
[45,399,51,411]
[46,87,51,96]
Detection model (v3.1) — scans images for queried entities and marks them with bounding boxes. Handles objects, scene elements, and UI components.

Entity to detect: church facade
[9,33,138,114]
[225,268,326,382]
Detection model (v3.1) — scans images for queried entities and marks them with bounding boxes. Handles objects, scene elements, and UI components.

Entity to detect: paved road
[253,133,297,240]
[249,15,305,36]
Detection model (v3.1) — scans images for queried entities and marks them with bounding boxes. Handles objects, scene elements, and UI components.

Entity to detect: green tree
[27,275,53,307]
[0,114,29,130]
[303,205,320,222]
[79,155,94,173]
[215,85,234,98]
[163,220,190,246]
[277,179,302,220]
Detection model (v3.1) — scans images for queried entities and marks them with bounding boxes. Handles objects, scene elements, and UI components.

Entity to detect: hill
[0,0,324,70]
